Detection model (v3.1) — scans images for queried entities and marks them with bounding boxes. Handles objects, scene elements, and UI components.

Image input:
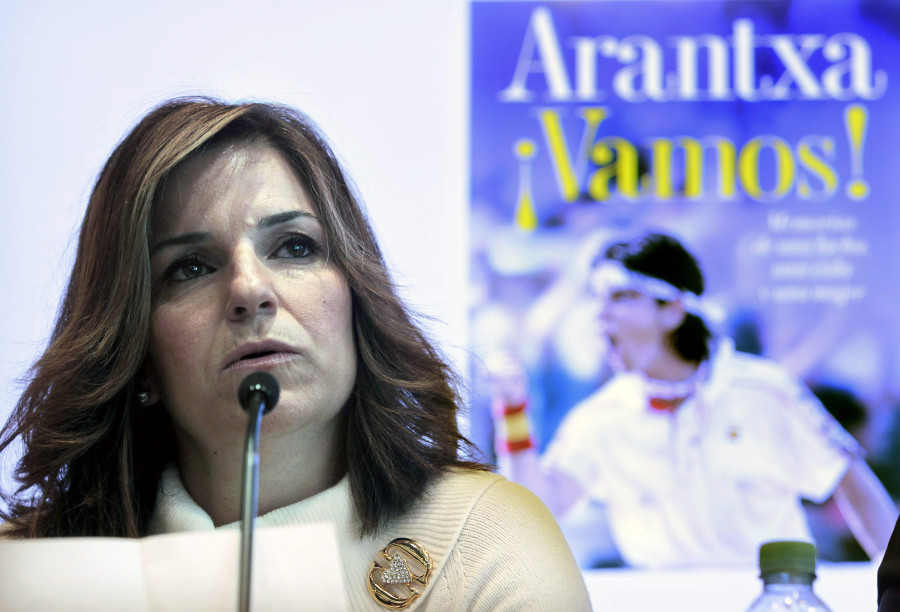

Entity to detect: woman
[495,231,895,568]
[0,98,591,610]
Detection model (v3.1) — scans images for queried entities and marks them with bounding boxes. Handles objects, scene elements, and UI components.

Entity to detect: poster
[468,0,900,561]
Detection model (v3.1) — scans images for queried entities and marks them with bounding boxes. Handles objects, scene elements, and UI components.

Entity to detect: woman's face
[147,141,356,454]
[596,287,670,373]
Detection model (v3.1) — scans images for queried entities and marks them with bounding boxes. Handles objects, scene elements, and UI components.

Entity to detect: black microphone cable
[237,372,280,612]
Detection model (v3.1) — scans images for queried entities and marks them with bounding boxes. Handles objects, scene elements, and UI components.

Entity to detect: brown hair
[600,232,711,363]
[0,97,482,538]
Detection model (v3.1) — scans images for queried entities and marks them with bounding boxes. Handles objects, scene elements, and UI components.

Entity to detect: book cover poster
[468,0,900,560]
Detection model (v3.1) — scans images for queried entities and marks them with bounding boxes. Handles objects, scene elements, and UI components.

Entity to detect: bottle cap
[758,540,817,575]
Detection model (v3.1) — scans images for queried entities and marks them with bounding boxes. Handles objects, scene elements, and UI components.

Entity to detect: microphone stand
[239,392,267,612]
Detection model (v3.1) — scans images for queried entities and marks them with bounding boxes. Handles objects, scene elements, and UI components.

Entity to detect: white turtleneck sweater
[149,465,592,611]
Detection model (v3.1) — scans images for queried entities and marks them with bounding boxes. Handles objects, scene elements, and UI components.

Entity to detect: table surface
[582,562,879,611]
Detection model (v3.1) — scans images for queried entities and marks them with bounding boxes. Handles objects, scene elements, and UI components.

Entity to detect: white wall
[0,1,470,478]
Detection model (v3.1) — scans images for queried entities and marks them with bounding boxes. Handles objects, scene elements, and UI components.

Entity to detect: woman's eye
[610,290,637,302]
[273,234,320,260]
[165,257,212,282]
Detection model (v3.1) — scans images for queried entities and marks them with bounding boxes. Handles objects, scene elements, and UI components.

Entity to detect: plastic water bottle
[745,541,832,611]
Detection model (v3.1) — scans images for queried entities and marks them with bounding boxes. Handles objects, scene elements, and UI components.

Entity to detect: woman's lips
[223,341,299,371]
[603,334,626,371]
[226,351,298,372]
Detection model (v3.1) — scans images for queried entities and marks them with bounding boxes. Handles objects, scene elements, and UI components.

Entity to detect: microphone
[237,372,280,612]
[239,371,280,415]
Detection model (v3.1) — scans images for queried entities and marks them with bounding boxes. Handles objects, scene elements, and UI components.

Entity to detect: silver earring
[137,391,150,405]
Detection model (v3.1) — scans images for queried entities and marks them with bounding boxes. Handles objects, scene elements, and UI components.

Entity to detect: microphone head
[238,372,280,414]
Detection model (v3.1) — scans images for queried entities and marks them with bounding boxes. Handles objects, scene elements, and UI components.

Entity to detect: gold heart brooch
[367,538,433,609]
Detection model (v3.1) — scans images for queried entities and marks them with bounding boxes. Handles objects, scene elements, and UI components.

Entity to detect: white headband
[589,261,724,325]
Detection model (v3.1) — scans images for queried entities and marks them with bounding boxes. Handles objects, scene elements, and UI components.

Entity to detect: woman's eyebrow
[151,212,319,255]
[259,210,317,229]
[151,231,212,255]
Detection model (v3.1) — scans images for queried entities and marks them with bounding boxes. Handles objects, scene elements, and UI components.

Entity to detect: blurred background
[466,0,900,563]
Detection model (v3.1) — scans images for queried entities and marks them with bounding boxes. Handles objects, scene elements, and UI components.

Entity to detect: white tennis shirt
[543,339,859,567]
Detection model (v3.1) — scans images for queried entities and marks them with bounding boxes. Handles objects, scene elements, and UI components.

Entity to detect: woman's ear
[136,363,161,407]
[659,300,688,332]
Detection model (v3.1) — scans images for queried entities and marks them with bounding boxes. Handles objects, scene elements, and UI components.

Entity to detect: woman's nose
[226,248,277,321]
[596,295,612,321]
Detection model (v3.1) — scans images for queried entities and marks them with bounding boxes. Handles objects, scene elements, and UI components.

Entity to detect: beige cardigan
[150,465,593,611]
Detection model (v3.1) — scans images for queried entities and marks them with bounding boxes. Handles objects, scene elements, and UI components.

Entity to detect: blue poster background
[468,0,900,561]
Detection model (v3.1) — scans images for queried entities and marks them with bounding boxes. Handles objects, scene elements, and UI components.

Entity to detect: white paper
[0,523,348,612]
